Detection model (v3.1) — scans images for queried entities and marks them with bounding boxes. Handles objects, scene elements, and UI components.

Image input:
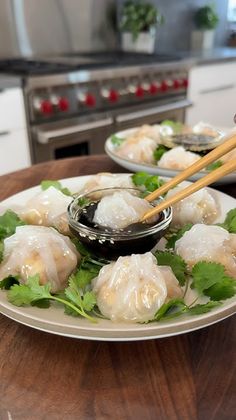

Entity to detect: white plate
[105,128,236,184]
[0,175,235,341]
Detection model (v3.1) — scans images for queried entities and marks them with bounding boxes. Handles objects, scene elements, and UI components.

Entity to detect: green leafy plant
[120,0,164,41]
[194,4,219,30]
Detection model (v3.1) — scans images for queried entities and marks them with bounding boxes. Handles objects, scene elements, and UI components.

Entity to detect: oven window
[54,142,89,159]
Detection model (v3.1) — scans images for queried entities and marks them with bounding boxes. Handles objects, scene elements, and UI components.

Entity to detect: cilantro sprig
[218,208,236,233]
[165,224,193,249]
[6,274,97,322]
[153,145,169,162]
[160,120,184,134]
[110,134,124,147]
[206,160,223,171]
[192,262,236,301]
[155,251,188,286]
[132,171,165,193]
[0,210,26,263]
[152,298,221,322]
[0,210,25,241]
[41,180,72,196]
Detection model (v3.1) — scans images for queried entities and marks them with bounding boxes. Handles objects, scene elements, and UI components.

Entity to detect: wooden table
[0,155,235,420]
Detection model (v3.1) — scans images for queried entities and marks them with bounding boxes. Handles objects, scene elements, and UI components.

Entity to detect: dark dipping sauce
[78,201,164,233]
[69,200,168,260]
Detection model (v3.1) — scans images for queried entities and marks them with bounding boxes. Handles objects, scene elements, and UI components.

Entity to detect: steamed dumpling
[80,173,134,194]
[18,186,72,235]
[116,125,160,164]
[92,252,182,322]
[93,190,154,229]
[158,146,200,170]
[166,186,219,227]
[0,225,79,292]
[175,224,236,278]
[117,136,157,163]
[133,124,161,142]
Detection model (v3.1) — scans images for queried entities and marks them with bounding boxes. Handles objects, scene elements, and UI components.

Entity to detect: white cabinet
[0,130,31,174]
[0,87,31,175]
[186,62,236,129]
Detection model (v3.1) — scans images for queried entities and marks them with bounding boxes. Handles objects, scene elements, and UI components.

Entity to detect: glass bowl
[160,123,225,152]
[67,187,172,259]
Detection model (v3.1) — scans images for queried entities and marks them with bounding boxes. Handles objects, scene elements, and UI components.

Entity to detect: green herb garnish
[192,261,236,301]
[0,210,25,241]
[0,210,26,262]
[161,120,184,134]
[110,134,124,147]
[155,251,187,286]
[206,160,223,171]
[166,224,193,249]
[7,274,97,322]
[218,208,236,233]
[41,180,72,196]
[132,171,165,193]
[153,145,169,162]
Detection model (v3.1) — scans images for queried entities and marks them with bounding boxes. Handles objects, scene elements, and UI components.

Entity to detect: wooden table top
[0,155,235,420]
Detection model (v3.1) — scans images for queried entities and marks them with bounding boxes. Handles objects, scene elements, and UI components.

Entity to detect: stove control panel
[29,69,189,122]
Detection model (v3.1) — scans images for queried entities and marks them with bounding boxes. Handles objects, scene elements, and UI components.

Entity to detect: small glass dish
[67,187,172,259]
[160,123,225,152]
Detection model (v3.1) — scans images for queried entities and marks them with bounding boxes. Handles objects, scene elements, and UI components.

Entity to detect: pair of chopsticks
[141,132,236,221]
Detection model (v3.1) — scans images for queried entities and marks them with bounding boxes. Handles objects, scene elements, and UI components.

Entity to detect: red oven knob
[39,100,53,115]
[135,86,144,97]
[160,81,169,92]
[149,83,159,94]
[108,89,119,103]
[173,79,180,89]
[181,78,188,88]
[85,93,96,107]
[58,97,69,111]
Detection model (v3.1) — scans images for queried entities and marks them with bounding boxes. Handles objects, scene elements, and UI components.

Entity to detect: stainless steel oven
[0,54,193,164]
[31,97,191,163]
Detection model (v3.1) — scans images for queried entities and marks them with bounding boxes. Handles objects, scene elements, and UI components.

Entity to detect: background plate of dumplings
[105,127,236,184]
[0,175,235,341]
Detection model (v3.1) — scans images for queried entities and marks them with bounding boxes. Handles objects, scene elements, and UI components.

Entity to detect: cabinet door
[186,63,236,128]
[0,129,31,175]
[0,88,27,131]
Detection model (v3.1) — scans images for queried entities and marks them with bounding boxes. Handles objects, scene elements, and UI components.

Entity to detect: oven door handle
[36,117,113,144]
[116,100,192,123]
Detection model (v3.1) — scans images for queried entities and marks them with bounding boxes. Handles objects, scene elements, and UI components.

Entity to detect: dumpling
[79,173,134,194]
[175,224,236,278]
[158,265,183,301]
[92,252,182,322]
[116,128,157,163]
[166,186,219,227]
[93,190,155,229]
[158,146,200,170]
[0,225,79,292]
[133,124,161,142]
[18,187,72,235]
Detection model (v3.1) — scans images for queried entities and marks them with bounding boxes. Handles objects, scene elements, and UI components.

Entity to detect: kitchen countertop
[0,155,235,420]
[178,46,236,65]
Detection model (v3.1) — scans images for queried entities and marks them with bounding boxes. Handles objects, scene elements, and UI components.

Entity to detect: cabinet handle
[200,84,234,95]
[0,131,9,136]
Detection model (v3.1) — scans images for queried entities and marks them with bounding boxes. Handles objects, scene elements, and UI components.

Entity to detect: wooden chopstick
[141,158,236,222]
[145,131,236,203]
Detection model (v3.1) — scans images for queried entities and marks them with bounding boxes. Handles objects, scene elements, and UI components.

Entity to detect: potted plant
[120,0,164,54]
[191,4,219,50]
